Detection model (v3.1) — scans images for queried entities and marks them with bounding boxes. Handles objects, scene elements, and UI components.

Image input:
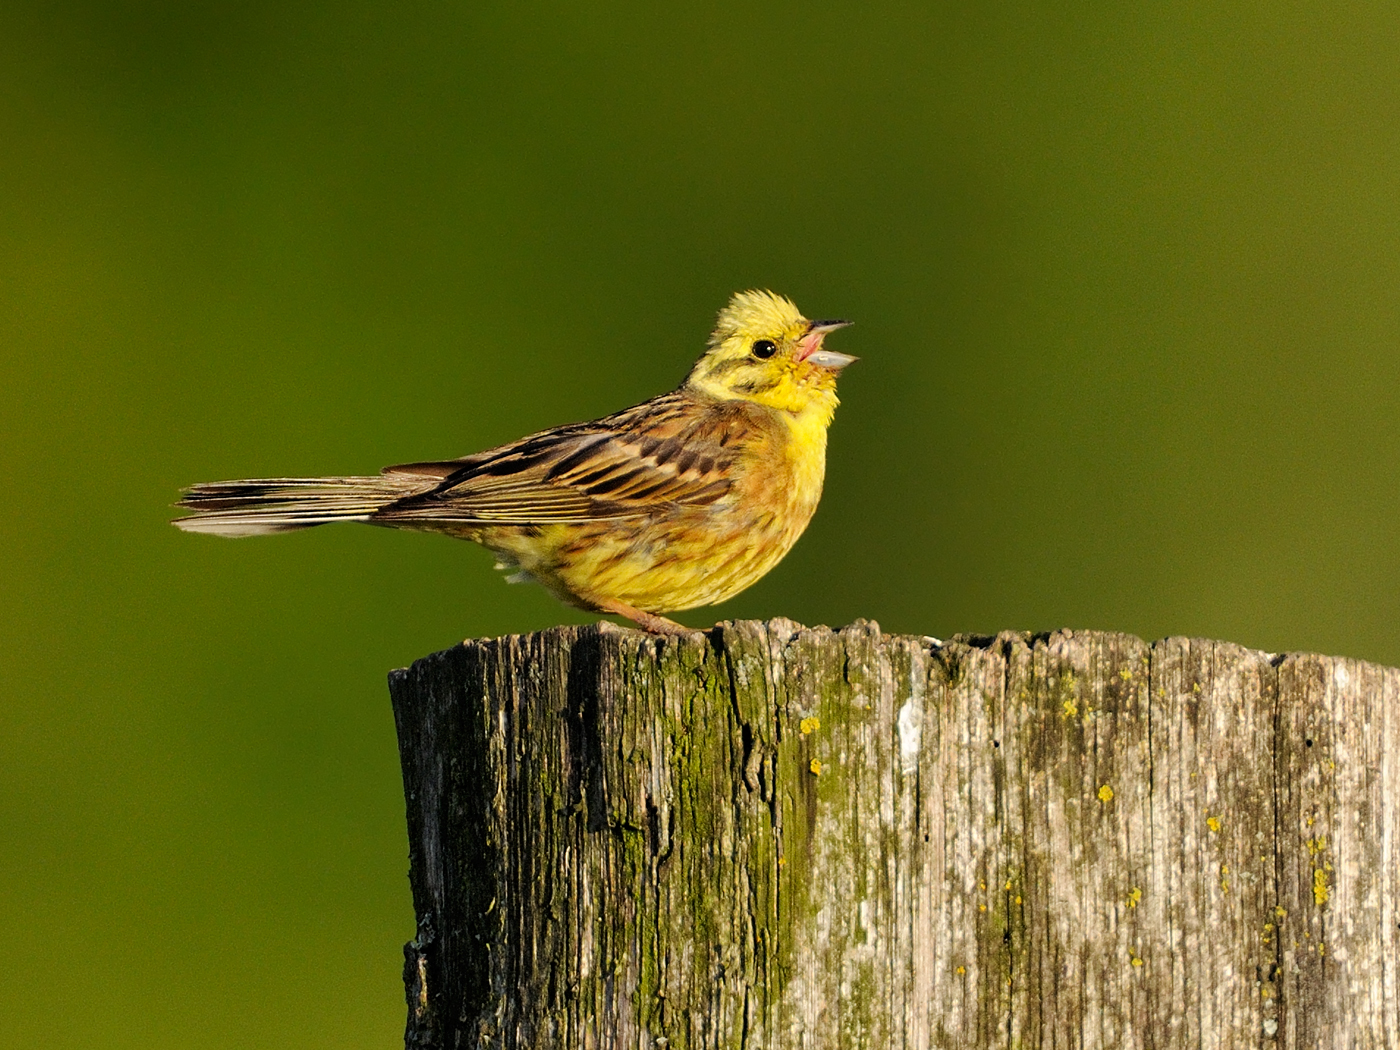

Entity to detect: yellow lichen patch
[979,903,987,913]
[809,759,823,776]
[799,716,820,735]
[1313,867,1329,905]
[1306,836,1327,856]
[1206,816,1221,834]
[1130,954,1144,968]
[1119,669,1133,682]
[1126,887,1142,908]
[956,966,966,976]
[1191,682,1201,694]
[1058,671,1078,709]
[1098,784,1115,803]
[1274,906,1287,919]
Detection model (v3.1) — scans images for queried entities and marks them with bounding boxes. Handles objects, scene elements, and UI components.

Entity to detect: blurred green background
[3,1,1398,1046]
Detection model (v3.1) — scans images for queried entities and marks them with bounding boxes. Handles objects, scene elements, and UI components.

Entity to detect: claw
[596,599,699,635]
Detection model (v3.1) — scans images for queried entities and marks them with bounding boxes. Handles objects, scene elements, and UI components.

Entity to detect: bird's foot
[597,600,697,636]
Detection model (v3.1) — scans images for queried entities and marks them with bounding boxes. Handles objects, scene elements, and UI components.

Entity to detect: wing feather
[372,394,761,527]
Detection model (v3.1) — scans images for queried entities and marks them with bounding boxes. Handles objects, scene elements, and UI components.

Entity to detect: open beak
[797,319,857,370]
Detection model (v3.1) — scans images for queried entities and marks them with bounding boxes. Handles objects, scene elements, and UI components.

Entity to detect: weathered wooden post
[388,619,1400,1049]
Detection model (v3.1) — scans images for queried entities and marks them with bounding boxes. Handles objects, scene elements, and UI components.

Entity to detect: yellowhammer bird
[174,290,855,633]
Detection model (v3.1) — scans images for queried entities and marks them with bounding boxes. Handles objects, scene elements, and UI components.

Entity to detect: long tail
[173,476,425,537]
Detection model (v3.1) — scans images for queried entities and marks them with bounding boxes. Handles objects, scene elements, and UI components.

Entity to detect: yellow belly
[480,410,829,613]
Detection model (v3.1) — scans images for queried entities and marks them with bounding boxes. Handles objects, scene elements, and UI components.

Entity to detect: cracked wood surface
[388,620,1400,1049]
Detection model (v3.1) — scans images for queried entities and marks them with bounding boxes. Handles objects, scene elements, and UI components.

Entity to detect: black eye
[751,339,777,359]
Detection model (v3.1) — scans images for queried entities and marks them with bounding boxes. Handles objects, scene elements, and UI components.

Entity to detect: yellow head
[685,290,855,419]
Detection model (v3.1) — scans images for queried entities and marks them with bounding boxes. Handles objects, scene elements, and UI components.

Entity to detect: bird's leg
[596,599,695,636]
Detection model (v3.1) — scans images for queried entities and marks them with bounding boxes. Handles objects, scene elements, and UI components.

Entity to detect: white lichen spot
[897,695,923,776]
[1333,664,1350,690]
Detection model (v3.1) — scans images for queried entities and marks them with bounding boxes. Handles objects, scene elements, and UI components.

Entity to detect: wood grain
[388,620,1400,1049]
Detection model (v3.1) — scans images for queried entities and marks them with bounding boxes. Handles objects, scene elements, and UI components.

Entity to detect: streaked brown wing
[372,393,753,526]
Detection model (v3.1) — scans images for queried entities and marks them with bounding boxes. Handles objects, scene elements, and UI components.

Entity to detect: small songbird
[174,290,855,634]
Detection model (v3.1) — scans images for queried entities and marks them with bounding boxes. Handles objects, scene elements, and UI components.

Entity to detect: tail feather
[173,476,423,537]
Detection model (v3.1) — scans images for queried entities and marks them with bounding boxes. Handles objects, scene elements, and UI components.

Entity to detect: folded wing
[375,399,746,526]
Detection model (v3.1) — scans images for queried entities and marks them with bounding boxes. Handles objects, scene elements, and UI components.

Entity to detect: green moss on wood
[390,622,1400,1049]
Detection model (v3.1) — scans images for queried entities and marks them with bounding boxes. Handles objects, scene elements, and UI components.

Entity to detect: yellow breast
[779,394,833,528]
[483,389,840,615]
